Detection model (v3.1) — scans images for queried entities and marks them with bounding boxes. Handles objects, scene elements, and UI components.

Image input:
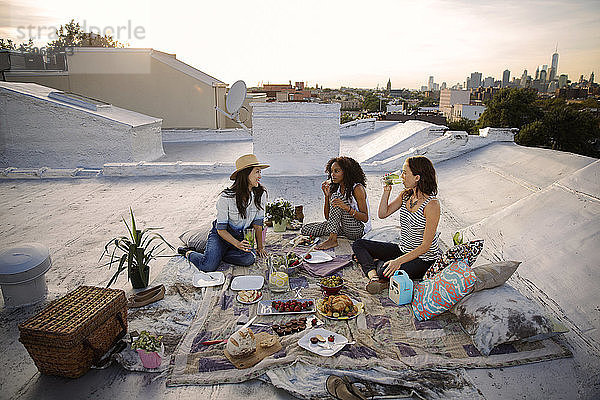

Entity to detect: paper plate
[231,275,265,291]
[192,271,225,288]
[236,290,263,305]
[297,328,348,357]
[305,250,333,264]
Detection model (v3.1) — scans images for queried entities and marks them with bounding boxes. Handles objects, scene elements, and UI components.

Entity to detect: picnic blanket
[166,232,572,390]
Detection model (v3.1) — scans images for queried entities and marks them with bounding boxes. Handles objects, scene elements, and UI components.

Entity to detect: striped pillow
[411,260,477,321]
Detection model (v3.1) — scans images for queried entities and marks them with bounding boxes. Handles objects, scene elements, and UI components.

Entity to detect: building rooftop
[1,127,598,398]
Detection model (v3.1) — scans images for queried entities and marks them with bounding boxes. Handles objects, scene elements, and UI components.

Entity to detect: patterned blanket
[166,232,571,389]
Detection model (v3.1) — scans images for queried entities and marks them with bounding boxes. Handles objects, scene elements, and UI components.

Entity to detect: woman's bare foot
[316,238,338,250]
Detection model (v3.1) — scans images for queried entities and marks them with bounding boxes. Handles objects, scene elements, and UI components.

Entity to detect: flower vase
[137,343,164,369]
[272,218,288,232]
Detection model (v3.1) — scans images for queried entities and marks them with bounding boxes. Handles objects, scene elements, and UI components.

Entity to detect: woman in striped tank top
[352,156,441,294]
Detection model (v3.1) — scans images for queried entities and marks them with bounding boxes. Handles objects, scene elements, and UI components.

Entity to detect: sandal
[326,375,367,400]
[128,285,165,308]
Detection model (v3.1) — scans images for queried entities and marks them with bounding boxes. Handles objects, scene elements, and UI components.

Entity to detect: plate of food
[316,294,364,320]
[304,250,333,264]
[257,298,316,315]
[236,290,263,304]
[297,327,349,357]
[289,235,318,247]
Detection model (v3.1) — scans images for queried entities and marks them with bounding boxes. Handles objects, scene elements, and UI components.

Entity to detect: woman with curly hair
[301,156,371,250]
[352,156,441,294]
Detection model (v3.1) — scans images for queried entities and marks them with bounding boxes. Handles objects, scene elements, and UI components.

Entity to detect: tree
[363,93,387,113]
[516,101,600,158]
[477,88,541,129]
[447,118,477,134]
[47,19,127,50]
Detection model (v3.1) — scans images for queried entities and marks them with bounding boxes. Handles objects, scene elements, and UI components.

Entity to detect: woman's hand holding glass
[237,239,252,252]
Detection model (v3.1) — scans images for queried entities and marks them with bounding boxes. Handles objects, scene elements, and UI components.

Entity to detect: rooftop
[1,129,598,398]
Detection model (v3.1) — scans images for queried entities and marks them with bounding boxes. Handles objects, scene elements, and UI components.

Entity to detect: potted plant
[266,198,294,232]
[100,208,174,289]
[132,330,164,369]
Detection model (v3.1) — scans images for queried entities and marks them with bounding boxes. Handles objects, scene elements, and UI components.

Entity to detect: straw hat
[230,154,270,180]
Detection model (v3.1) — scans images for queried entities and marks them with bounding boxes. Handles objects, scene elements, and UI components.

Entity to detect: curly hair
[326,156,366,200]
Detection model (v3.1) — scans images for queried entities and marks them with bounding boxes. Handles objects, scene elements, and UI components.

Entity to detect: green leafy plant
[131,331,163,352]
[100,208,174,288]
[265,198,294,224]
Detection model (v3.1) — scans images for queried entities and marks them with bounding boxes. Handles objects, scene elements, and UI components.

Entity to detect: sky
[1,0,599,89]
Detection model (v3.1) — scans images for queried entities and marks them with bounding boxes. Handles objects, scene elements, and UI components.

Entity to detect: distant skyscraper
[590,72,595,84]
[550,48,559,81]
[520,70,529,87]
[502,70,510,88]
[540,69,547,82]
[441,82,447,90]
[535,66,540,80]
[387,78,391,92]
[469,72,482,89]
[428,76,434,91]
[558,74,568,88]
[483,76,494,88]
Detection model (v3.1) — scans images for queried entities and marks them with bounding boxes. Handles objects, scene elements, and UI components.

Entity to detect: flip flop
[326,375,367,400]
[128,285,165,308]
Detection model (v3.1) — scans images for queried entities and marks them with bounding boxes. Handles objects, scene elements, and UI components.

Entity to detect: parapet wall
[0,83,164,169]
[251,102,340,176]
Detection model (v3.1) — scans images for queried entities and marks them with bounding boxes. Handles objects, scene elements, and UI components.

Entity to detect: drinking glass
[244,228,255,249]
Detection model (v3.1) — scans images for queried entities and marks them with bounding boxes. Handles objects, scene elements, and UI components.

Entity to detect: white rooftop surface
[1,140,599,399]
[0,82,162,127]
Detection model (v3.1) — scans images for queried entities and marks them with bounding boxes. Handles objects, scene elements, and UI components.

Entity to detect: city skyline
[1,0,599,89]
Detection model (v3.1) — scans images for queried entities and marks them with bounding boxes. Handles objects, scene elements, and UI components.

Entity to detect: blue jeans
[188,221,255,272]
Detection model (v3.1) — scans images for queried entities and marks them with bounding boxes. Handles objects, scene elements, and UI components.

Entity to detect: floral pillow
[411,260,477,321]
[424,239,484,280]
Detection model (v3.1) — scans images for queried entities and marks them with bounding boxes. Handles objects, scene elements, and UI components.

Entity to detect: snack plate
[316,297,365,320]
[305,250,333,264]
[298,328,348,357]
[231,275,265,291]
[236,291,263,305]
[193,272,225,288]
[257,298,316,316]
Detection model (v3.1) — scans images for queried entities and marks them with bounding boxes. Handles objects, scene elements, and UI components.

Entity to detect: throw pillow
[451,284,555,356]
[472,261,521,292]
[424,239,484,280]
[411,260,477,321]
[179,224,211,252]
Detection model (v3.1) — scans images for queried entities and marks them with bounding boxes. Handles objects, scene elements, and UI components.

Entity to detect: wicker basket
[18,286,127,378]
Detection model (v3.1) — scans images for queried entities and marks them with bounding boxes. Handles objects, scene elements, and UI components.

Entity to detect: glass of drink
[382,172,402,186]
[244,228,255,250]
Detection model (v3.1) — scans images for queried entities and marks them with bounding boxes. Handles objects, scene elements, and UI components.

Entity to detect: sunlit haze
[1,0,599,89]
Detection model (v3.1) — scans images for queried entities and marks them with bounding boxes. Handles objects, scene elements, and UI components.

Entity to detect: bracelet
[351,209,357,217]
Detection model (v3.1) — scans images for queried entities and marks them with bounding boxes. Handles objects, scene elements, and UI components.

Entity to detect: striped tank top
[398,195,440,261]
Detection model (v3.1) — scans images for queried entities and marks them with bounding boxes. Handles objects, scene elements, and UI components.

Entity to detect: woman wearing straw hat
[180,154,270,272]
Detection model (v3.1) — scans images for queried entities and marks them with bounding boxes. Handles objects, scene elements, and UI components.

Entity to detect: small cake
[226,328,256,358]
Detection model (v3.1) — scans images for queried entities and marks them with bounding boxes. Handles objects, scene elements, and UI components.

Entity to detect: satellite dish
[215,80,250,132]
[226,80,247,115]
